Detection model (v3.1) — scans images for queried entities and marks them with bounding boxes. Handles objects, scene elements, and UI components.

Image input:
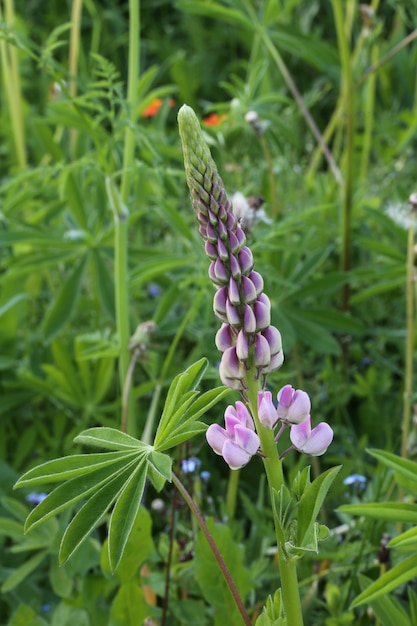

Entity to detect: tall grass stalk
[68,0,83,157]
[121,0,140,204]
[0,0,26,169]
[331,0,355,321]
[258,27,342,186]
[401,222,415,459]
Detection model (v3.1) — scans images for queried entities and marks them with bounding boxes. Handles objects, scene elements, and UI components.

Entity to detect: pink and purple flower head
[206,401,260,470]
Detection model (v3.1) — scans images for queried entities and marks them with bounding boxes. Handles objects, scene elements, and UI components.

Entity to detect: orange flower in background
[142,98,175,118]
[202,112,227,127]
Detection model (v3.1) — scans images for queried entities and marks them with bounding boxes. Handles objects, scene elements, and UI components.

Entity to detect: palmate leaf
[108,460,148,570]
[24,452,141,532]
[74,427,151,452]
[59,463,137,564]
[15,450,135,486]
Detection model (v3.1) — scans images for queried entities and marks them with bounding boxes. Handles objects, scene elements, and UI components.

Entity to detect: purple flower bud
[262,325,282,356]
[236,330,249,361]
[215,324,235,352]
[241,275,258,303]
[253,298,270,331]
[254,333,271,368]
[290,416,333,456]
[238,247,254,274]
[226,299,241,326]
[243,304,257,334]
[229,254,241,280]
[228,277,241,305]
[218,238,229,261]
[219,347,246,387]
[258,391,277,429]
[213,287,228,321]
[262,350,284,373]
[205,241,217,260]
[248,271,264,295]
[277,385,310,425]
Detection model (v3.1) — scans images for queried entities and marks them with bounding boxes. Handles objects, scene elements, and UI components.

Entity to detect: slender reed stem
[121,0,140,204]
[68,0,83,157]
[172,472,252,626]
[331,0,355,354]
[401,225,415,459]
[161,471,180,626]
[358,29,417,85]
[259,134,278,219]
[359,43,378,182]
[0,0,26,169]
[258,27,342,186]
[106,177,134,434]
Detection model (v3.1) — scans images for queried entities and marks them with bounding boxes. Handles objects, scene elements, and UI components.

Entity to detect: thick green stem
[245,376,304,626]
[401,226,415,459]
[226,467,240,520]
[121,0,140,204]
[172,472,252,626]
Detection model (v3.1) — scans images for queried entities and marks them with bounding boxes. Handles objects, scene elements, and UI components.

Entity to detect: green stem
[68,0,83,157]
[359,43,378,182]
[121,0,140,204]
[401,225,414,459]
[259,134,279,219]
[331,0,355,321]
[172,472,252,626]
[0,0,26,169]
[226,467,240,520]
[245,376,304,626]
[258,26,342,186]
[106,177,134,435]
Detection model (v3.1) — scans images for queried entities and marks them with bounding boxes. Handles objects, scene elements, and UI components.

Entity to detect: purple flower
[206,401,260,469]
[276,385,311,425]
[290,416,333,456]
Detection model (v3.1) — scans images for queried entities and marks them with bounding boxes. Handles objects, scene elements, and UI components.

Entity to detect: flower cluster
[207,386,333,469]
[178,105,283,391]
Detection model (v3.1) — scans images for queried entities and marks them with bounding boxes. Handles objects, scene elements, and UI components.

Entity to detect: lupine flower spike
[178,105,333,468]
[178,105,284,393]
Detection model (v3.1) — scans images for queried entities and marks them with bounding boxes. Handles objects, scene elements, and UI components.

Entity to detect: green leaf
[351,555,417,608]
[390,526,417,549]
[74,427,151,451]
[367,449,417,491]
[92,250,115,319]
[24,453,140,532]
[59,463,136,564]
[147,450,172,482]
[195,518,252,622]
[176,0,253,28]
[42,254,88,342]
[15,450,136,487]
[297,466,341,548]
[1,549,49,592]
[108,461,147,570]
[356,574,411,626]
[337,502,417,523]
[153,359,208,448]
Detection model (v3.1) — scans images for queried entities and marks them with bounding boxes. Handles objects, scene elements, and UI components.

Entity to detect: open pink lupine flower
[290,416,333,456]
[206,401,260,469]
[276,384,311,425]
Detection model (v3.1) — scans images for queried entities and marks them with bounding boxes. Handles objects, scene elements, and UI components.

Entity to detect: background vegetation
[1,0,417,624]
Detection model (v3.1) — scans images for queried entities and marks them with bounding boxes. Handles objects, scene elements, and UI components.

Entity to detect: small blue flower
[41,604,51,612]
[200,470,211,481]
[148,283,161,298]
[26,492,48,504]
[181,456,202,474]
[343,474,367,488]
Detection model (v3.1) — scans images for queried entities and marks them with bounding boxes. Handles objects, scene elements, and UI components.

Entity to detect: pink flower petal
[258,391,277,429]
[206,424,229,455]
[234,425,260,455]
[222,439,252,470]
[302,422,334,456]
